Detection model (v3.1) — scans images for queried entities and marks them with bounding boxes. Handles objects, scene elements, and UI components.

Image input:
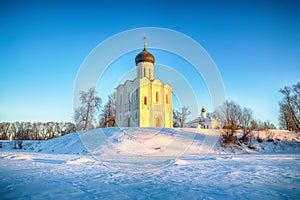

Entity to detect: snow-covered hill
[1,127,299,155]
[0,128,300,199]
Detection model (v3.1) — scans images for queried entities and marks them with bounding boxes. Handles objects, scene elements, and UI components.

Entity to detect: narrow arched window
[144,68,146,77]
[144,96,147,105]
[156,92,159,102]
[149,69,151,79]
[166,94,168,104]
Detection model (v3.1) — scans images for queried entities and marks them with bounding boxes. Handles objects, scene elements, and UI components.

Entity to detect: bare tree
[31,122,40,140]
[213,100,278,147]
[279,103,293,130]
[10,122,20,140]
[173,109,181,127]
[46,122,53,139]
[279,82,300,132]
[239,107,257,142]
[0,121,76,141]
[10,122,25,149]
[74,87,101,130]
[213,101,242,135]
[180,106,191,128]
[99,94,116,127]
[212,100,242,145]
[37,122,48,140]
[172,106,191,128]
[60,122,76,136]
[257,120,276,132]
[0,122,10,140]
[74,106,87,131]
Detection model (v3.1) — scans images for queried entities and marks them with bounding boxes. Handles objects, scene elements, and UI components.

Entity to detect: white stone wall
[136,62,154,80]
[139,78,172,128]
[116,78,140,127]
[116,76,172,128]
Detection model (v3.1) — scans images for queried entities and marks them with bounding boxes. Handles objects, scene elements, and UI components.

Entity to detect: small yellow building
[116,38,173,127]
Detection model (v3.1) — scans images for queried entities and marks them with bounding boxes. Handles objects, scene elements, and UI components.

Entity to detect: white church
[198,106,213,129]
[187,106,220,129]
[115,37,173,128]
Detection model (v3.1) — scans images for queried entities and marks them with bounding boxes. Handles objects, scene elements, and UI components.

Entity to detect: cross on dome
[135,36,155,65]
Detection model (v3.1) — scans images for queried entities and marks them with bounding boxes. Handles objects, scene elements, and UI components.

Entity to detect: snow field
[0,127,299,199]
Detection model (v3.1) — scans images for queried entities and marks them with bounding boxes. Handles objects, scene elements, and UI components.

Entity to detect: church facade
[115,38,173,127]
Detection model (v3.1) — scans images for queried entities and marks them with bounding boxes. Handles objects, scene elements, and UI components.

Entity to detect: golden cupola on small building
[116,37,173,127]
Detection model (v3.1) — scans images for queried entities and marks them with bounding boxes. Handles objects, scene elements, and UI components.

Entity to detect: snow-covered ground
[0,128,300,199]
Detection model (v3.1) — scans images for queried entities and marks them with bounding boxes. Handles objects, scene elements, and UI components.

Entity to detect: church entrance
[155,116,162,127]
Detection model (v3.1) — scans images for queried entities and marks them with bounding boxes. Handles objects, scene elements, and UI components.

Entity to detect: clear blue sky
[1,0,299,127]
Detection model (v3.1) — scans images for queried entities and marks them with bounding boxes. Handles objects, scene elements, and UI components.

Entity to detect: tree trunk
[84,101,91,130]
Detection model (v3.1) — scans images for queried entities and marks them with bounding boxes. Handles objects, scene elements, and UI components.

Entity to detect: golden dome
[135,37,155,65]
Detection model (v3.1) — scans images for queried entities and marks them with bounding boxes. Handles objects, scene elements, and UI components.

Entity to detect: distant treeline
[0,122,76,140]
